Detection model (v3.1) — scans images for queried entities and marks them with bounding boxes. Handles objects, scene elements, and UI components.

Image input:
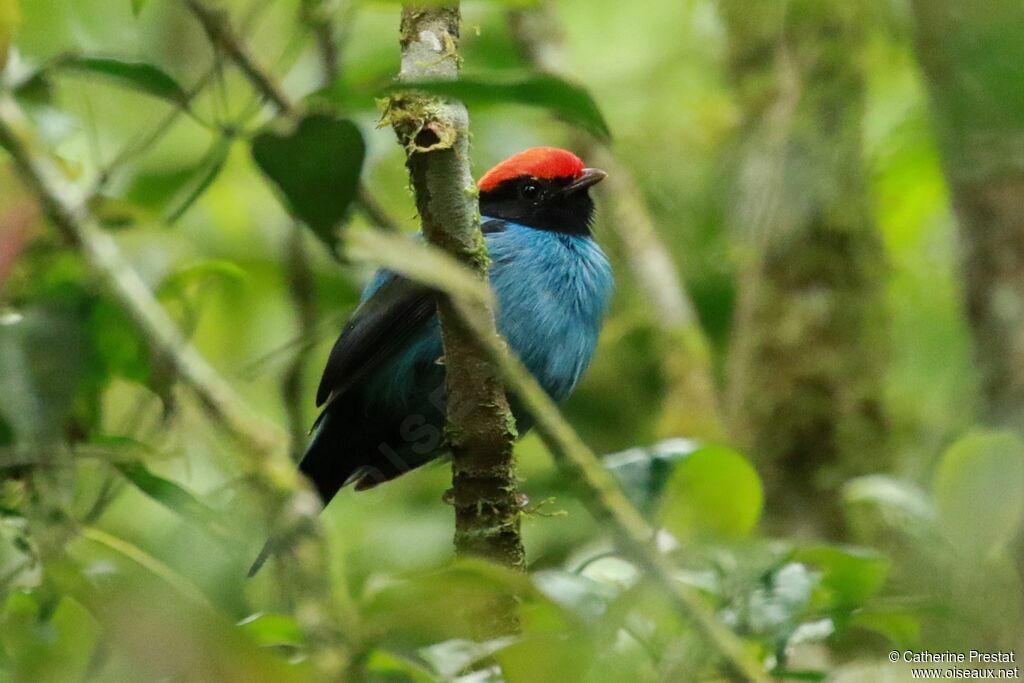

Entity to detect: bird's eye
[520,182,540,200]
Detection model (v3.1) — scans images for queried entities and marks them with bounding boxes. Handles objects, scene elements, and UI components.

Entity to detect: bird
[249,147,613,575]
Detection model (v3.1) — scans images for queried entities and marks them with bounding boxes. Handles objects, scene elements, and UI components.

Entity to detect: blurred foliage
[0,0,1022,681]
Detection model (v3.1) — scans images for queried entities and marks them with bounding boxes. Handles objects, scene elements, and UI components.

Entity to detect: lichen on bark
[388,4,524,634]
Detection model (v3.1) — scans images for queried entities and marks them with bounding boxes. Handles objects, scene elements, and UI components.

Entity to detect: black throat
[479,175,596,236]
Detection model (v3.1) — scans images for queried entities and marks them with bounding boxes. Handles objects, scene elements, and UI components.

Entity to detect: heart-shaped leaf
[251,114,365,253]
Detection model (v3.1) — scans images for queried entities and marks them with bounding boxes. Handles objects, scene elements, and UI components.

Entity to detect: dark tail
[247,412,361,577]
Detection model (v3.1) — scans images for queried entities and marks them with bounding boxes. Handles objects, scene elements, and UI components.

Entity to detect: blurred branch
[719,1,889,530]
[911,0,1024,430]
[388,4,524,634]
[278,0,351,462]
[0,200,38,291]
[181,0,397,233]
[282,224,317,461]
[0,95,348,677]
[349,228,771,683]
[508,3,723,440]
[0,96,283,458]
[301,0,348,85]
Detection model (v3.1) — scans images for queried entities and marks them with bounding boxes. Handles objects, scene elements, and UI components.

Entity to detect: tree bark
[721,2,889,531]
[910,0,1024,430]
[389,4,524,591]
[348,227,770,682]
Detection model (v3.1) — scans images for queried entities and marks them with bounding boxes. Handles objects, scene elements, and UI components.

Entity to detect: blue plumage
[364,222,612,408]
[248,147,611,576]
[300,219,612,498]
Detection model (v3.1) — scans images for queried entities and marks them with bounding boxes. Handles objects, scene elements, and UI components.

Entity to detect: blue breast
[487,223,613,401]
[363,221,613,411]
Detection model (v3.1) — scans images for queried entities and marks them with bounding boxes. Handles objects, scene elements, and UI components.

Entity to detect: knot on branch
[380,93,458,154]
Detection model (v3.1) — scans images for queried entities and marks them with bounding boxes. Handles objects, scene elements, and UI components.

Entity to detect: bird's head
[478,147,607,235]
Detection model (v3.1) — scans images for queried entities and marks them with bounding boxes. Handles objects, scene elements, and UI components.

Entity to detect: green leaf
[841,475,936,547]
[849,604,921,648]
[933,429,1024,556]
[130,0,148,16]
[81,526,213,608]
[382,73,611,142]
[496,632,595,683]
[252,114,365,253]
[794,545,889,609]
[603,438,699,514]
[0,0,18,72]
[358,0,537,6]
[113,462,231,541]
[237,613,305,649]
[658,444,763,540]
[362,559,545,649]
[0,593,101,683]
[55,56,189,107]
[157,259,247,307]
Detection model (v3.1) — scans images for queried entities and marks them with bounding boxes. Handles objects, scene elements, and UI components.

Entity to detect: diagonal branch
[0,95,282,458]
[347,226,770,682]
[0,95,348,676]
[181,0,400,232]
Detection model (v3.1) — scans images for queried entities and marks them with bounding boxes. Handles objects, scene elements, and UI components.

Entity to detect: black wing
[315,219,507,407]
[315,274,436,407]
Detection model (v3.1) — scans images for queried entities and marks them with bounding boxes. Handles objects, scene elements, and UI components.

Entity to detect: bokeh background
[1,0,1022,681]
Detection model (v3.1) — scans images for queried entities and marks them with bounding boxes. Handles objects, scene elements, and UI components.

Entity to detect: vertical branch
[282,224,318,461]
[279,0,351,461]
[508,2,724,440]
[301,0,346,85]
[720,2,889,530]
[344,228,771,682]
[388,4,525,593]
[910,0,1024,430]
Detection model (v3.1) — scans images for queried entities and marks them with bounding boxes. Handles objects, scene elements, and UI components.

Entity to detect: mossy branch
[349,225,771,683]
[387,3,523,634]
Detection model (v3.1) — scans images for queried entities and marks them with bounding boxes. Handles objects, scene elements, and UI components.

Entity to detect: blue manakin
[250,147,613,575]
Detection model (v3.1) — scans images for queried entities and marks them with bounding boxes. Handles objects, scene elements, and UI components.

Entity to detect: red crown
[478,147,586,192]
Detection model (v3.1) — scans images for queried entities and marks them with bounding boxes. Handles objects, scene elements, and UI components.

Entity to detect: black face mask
[480,175,598,236]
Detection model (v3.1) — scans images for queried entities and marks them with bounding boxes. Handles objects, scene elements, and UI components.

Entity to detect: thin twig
[301,0,344,85]
[180,0,396,232]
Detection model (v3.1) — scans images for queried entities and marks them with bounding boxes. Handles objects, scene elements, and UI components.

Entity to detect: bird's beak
[562,167,608,195]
